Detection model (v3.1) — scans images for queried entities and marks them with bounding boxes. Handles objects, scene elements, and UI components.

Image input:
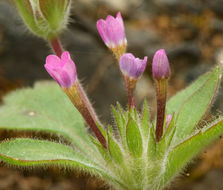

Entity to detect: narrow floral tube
[152,49,170,80]
[152,49,171,142]
[119,53,147,79]
[44,51,107,148]
[119,53,147,109]
[44,51,77,88]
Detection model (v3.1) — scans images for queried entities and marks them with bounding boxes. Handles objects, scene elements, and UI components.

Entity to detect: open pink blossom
[119,53,147,79]
[152,49,170,80]
[96,12,127,49]
[44,51,77,88]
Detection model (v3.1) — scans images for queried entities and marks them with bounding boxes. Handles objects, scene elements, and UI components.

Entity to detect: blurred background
[1,0,223,189]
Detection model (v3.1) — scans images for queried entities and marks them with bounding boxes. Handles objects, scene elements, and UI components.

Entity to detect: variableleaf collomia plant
[0,1,223,190]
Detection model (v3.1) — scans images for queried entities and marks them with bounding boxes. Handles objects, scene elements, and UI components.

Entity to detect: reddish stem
[49,37,63,57]
[155,79,167,142]
[64,83,107,149]
[124,77,136,110]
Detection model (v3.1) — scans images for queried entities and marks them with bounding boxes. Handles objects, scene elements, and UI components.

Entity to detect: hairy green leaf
[126,118,143,157]
[162,118,223,188]
[167,67,217,114]
[141,100,150,139]
[0,138,97,168]
[0,138,128,188]
[173,66,222,143]
[108,133,123,163]
[0,82,94,154]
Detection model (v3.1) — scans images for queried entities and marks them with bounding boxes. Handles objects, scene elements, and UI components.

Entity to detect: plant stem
[124,77,136,110]
[64,82,107,149]
[49,37,63,57]
[155,79,167,142]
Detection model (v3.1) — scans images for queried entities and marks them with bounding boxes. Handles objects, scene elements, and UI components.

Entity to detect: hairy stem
[124,77,136,110]
[49,37,64,57]
[155,79,167,142]
[64,82,107,149]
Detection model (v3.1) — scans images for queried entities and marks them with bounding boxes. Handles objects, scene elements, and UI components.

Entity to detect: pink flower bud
[152,49,170,80]
[166,114,172,127]
[44,51,77,88]
[119,53,147,79]
[96,12,127,49]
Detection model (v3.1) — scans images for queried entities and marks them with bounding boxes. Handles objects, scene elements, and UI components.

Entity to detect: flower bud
[152,49,170,80]
[14,0,71,39]
[96,12,127,60]
[44,51,77,88]
[119,53,147,79]
[166,114,172,128]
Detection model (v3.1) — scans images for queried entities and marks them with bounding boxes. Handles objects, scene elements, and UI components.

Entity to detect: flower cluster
[8,4,223,190]
[44,11,171,142]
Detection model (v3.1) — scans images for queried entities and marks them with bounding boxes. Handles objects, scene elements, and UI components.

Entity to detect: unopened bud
[152,49,170,80]
[166,114,172,128]
[14,0,71,39]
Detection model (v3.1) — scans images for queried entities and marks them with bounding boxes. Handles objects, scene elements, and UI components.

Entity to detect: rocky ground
[1,0,223,189]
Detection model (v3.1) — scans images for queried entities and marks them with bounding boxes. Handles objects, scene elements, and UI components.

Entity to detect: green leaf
[108,133,123,164]
[0,138,98,168]
[173,66,222,142]
[126,118,143,157]
[89,136,112,163]
[167,67,217,114]
[141,100,150,139]
[112,106,124,138]
[112,105,127,149]
[163,118,223,188]
[0,138,128,188]
[147,124,156,161]
[0,82,94,154]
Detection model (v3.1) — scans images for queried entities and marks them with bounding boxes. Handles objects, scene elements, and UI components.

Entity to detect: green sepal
[14,0,71,39]
[14,0,45,36]
[39,0,70,31]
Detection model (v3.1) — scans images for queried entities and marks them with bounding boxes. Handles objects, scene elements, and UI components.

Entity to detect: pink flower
[96,12,127,49]
[152,49,170,80]
[119,53,147,79]
[44,51,77,88]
